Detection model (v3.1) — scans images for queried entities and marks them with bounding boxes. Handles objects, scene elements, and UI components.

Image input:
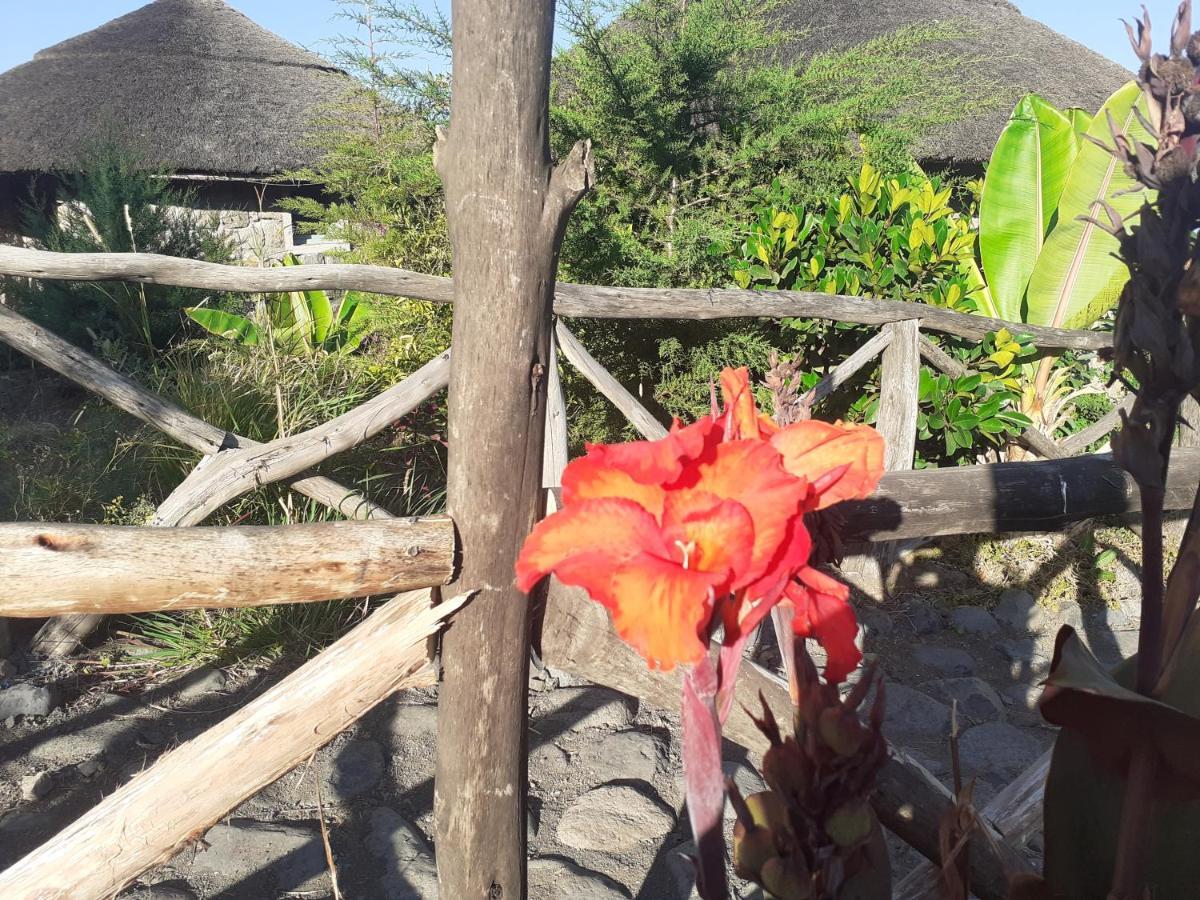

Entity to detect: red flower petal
[514,499,668,599]
[660,491,755,591]
[673,439,808,590]
[770,420,884,509]
[717,367,779,440]
[585,417,718,485]
[608,552,724,670]
[786,568,861,683]
[561,455,668,521]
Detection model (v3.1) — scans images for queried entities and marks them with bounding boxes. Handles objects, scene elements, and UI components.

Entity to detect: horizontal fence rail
[0,245,1109,350]
[0,518,456,617]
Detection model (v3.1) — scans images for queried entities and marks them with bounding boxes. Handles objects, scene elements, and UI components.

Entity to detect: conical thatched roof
[776,0,1133,165]
[0,0,354,177]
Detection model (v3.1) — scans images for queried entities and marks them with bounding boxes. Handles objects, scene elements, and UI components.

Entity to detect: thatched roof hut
[0,0,357,256]
[0,0,352,178]
[776,0,1133,166]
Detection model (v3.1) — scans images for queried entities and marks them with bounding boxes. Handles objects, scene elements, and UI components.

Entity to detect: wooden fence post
[842,319,921,600]
[432,0,592,895]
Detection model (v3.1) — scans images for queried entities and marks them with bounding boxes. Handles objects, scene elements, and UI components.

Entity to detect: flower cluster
[516,367,883,682]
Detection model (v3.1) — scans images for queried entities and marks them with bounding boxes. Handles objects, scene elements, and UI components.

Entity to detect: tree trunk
[432,0,592,895]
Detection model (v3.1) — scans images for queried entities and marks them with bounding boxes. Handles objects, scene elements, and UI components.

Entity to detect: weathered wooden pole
[432,0,592,895]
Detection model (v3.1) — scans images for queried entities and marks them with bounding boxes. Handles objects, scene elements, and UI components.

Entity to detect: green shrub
[3,144,234,356]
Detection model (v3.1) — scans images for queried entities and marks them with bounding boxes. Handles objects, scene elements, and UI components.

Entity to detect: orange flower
[516,366,884,678]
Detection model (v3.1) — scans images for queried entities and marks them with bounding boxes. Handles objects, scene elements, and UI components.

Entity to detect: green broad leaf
[978,418,1008,434]
[304,289,334,345]
[979,94,1078,323]
[185,307,259,346]
[1024,81,1156,331]
[1067,107,1094,148]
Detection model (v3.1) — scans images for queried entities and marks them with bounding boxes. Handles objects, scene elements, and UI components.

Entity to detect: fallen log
[538,581,1030,900]
[0,518,455,617]
[0,589,470,900]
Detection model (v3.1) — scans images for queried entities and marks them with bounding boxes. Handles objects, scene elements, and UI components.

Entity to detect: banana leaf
[1023,81,1156,331]
[979,94,1078,323]
[1067,107,1094,148]
[184,307,260,346]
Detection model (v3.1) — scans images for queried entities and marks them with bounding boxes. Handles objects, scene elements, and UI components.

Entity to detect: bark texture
[431,1,592,896]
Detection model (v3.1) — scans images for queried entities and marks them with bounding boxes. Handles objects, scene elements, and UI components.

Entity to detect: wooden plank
[556,320,668,440]
[153,350,450,526]
[0,518,454,617]
[0,590,469,900]
[839,449,1200,542]
[892,750,1050,898]
[842,319,920,598]
[0,245,1109,351]
[543,329,570,488]
[537,580,1029,900]
[803,327,892,407]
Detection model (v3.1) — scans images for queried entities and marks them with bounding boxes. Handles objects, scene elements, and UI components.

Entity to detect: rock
[76,758,105,779]
[948,606,999,637]
[365,807,438,899]
[1000,683,1043,723]
[994,589,1043,632]
[388,702,440,746]
[925,678,1005,724]
[556,784,675,852]
[904,600,942,636]
[0,683,59,719]
[1054,603,1084,633]
[189,819,327,894]
[958,723,1046,795]
[880,684,952,742]
[912,645,975,677]
[327,739,385,800]
[994,638,1050,678]
[722,759,766,821]
[174,667,227,702]
[0,658,16,681]
[577,729,663,786]
[530,741,570,785]
[119,883,198,900]
[856,606,894,639]
[1089,605,1133,632]
[20,771,53,800]
[529,856,631,899]
[534,687,637,733]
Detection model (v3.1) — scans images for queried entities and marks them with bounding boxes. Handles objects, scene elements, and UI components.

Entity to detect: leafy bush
[2,144,233,356]
[723,164,982,311]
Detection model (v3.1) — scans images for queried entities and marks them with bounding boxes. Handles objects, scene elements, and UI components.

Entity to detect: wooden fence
[0,243,1190,899]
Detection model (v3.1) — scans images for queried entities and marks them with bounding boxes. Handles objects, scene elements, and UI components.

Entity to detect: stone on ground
[365,807,439,899]
[958,722,1046,796]
[529,856,631,899]
[576,729,662,786]
[924,677,1005,724]
[911,645,975,677]
[0,683,60,720]
[879,684,951,742]
[189,819,328,895]
[556,784,675,852]
[534,687,637,733]
[993,589,1042,632]
[948,606,999,636]
[326,739,385,800]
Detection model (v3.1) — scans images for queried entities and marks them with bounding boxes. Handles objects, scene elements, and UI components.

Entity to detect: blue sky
[0,0,1150,74]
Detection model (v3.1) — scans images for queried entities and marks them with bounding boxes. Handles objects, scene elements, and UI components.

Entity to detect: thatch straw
[0,0,354,177]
